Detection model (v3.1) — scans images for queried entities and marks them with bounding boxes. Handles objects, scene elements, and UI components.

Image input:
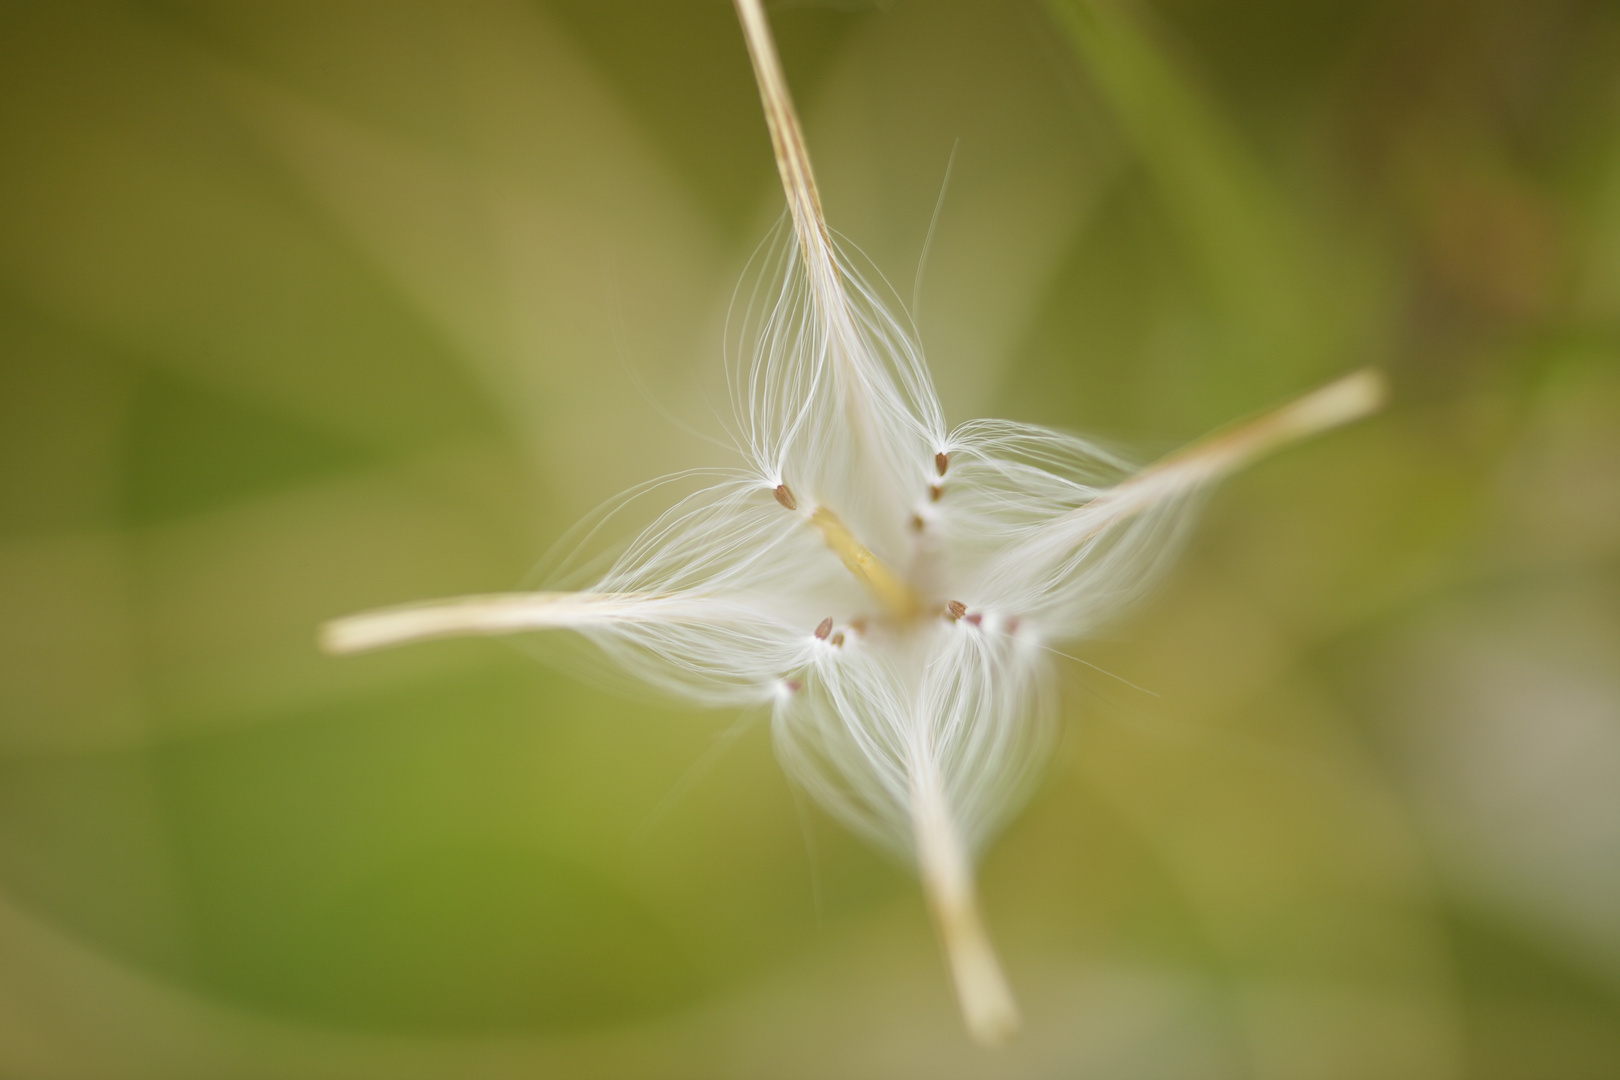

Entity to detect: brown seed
[945,600,967,620]
[830,632,845,648]
[849,617,869,636]
[772,484,798,511]
[965,612,983,627]
[935,451,950,477]
[814,617,834,640]
[784,679,803,693]
[910,513,925,532]
[929,484,943,502]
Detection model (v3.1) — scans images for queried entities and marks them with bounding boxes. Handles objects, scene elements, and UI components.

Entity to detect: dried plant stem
[732,0,894,446]
[732,0,835,286]
[810,506,923,621]
[911,756,1021,1046]
[1074,369,1387,541]
[320,591,688,654]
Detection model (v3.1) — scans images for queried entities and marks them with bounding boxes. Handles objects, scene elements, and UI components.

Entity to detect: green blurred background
[1,1,1617,1076]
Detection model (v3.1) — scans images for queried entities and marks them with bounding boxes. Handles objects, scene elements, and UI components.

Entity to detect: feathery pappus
[322,0,1385,1045]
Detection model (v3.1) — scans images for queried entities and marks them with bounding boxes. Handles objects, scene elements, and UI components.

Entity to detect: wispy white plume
[322,0,1385,1046]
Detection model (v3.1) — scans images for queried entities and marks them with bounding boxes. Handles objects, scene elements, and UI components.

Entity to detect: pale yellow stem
[733,0,904,482]
[810,506,923,622]
[911,761,1021,1046]
[1071,368,1387,542]
[319,591,703,655]
[732,0,837,285]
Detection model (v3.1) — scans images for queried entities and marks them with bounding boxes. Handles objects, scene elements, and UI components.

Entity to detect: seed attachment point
[773,484,798,511]
[935,451,950,477]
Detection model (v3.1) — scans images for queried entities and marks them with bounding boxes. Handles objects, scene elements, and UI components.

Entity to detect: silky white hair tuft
[320,0,1386,1046]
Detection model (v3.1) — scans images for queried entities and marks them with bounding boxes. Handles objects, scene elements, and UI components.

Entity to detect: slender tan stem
[733,0,903,474]
[319,591,706,655]
[911,759,1021,1046]
[810,506,923,622]
[1071,368,1386,542]
[732,0,836,283]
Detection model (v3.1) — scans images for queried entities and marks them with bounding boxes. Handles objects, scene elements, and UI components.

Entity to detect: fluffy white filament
[321,0,1386,1046]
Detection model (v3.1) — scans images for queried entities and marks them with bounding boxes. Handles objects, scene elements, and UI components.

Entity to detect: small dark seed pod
[773,484,798,510]
[935,451,950,477]
[945,600,967,620]
[814,617,834,640]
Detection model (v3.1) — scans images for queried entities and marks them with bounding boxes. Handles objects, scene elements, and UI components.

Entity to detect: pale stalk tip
[912,773,1021,1046]
[1287,367,1388,435]
[1090,365,1392,533]
[936,890,1023,1046]
[319,607,450,655]
[318,604,473,655]
[318,617,364,655]
[318,592,615,655]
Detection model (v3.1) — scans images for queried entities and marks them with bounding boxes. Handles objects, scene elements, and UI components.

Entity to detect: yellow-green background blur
[2,1,1618,1076]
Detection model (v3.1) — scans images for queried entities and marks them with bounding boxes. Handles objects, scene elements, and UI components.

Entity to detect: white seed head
[321,0,1386,1046]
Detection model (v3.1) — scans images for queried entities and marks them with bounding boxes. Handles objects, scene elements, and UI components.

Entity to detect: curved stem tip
[911,762,1021,1046]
